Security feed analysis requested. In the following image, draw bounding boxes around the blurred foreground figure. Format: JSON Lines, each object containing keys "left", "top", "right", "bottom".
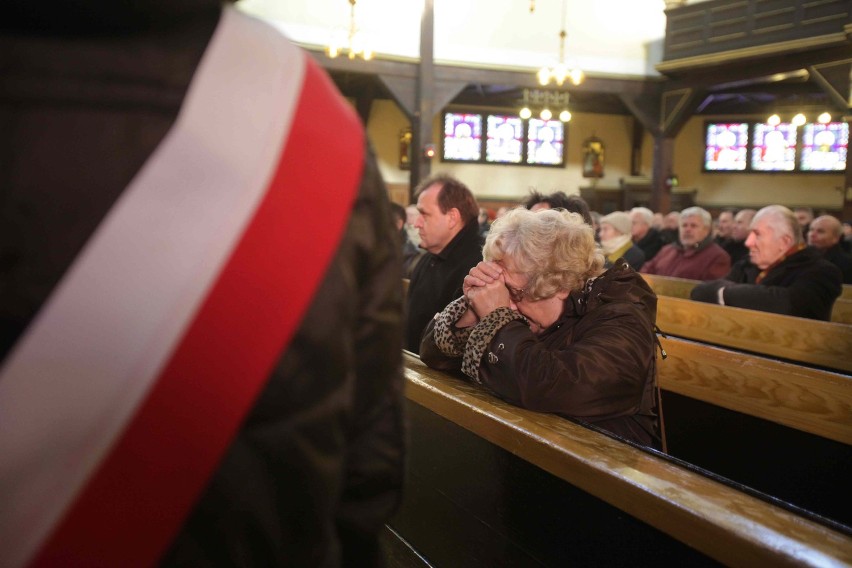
{"left": 0, "top": 2, "right": 404, "bottom": 566}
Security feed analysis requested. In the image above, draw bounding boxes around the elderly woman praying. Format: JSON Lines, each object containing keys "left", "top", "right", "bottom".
{"left": 420, "top": 208, "right": 662, "bottom": 448}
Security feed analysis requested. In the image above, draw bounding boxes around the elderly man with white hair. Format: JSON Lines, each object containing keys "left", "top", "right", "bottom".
{"left": 691, "top": 205, "right": 842, "bottom": 320}
{"left": 640, "top": 206, "right": 730, "bottom": 280}
{"left": 629, "top": 207, "right": 668, "bottom": 261}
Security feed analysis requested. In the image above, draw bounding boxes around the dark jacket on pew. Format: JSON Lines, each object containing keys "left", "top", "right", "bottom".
{"left": 821, "top": 243, "right": 852, "bottom": 284}
{"left": 635, "top": 227, "right": 668, "bottom": 262}
{"left": 689, "top": 247, "right": 842, "bottom": 321}
{"left": 420, "top": 262, "right": 662, "bottom": 449}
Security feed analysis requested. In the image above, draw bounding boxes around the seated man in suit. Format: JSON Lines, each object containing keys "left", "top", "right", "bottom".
{"left": 691, "top": 205, "right": 842, "bottom": 321}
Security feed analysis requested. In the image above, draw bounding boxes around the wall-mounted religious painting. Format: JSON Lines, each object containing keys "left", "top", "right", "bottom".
{"left": 582, "top": 136, "right": 605, "bottom": 178}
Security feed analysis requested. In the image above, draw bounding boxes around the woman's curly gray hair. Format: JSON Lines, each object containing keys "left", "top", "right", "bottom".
{"left": 483, "top": 208, "right": 604, "bottom": 300}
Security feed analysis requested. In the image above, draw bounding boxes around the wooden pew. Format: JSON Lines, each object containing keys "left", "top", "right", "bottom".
{"left": 394, "top": 353, "right": 852, "bottom": 566}
{"left": 658, "top": 336, "right": 851, "bottom": 445}
{"left": 642, "top": 273, "right": 852, "bottom": 325}
{"left": 657, "top": 336, "right": 851, "bottom": 526}
{"left": 640, "top": 273, "right": 697, "bottom": 299}
{"left": 843, "top": 284, "right": 852, "bottom": 301}
{"left": 655, "top": 295, "right": 852, "bottom": 373}
{"left": 832, "top": 298, "right": 852, "bottom": 324}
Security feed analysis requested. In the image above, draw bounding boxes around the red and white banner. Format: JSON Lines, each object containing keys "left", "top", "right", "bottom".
{"left": 0, "top": 7, "right": 363, "bottom": 567}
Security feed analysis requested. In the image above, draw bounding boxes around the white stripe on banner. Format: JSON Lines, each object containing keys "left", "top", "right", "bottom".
{"left": 0, "top": 8, "right": 305, "bottom": 567}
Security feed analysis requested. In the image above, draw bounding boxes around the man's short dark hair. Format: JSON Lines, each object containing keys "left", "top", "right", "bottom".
{"left": 413, "top": 174, "right": 479, "bottom": 225}
{"left": 524, "top": 190, "right": 593, "bottom": 226}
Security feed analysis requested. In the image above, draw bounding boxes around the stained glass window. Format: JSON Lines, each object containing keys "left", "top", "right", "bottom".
{"left": 800, "top": 122, "right": 848, "bottom": 171}
{"left": 485, "top": 114, "right": 523, "bottom": 163}
{"left": 442, "top": 112, "right": 482, "bottom": 162}
{"left": 704, "top": 122, "right": 748, "bottom": 171}
{"left": 751, "top": 123, "right": 797, "bottom": 171}
{"left": 526, "top": 118, "right": 564, "bottom": 166}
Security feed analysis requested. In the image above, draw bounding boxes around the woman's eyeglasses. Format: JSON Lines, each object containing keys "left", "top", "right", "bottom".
{"left": 505, "top": 284, "right": 527, "bottom": 303}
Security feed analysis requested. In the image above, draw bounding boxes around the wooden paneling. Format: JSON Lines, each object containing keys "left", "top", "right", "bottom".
{"left": 663, "top": 0, "right": 851, "bottom": 62}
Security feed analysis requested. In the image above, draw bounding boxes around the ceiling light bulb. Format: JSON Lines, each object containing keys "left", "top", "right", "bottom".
{"left": 540, "top": 108, "right": 552, "bottom": 120}
{"left": 559, "top": 109, "right": 572, "bottom": 122}
{"left": 817, "top": 112, "right": 831, "bottom": 124}
{"left": 569, "top": 69, "right": 584, "bottom": 85}
{"left": 767, "top": 114, "right": 781, "bottom": 126}
{"left": 520, "top": 107, "right": 532, "bottom": 120}
{"left": 791, "top": 113, "right": 806, "bottom": 127}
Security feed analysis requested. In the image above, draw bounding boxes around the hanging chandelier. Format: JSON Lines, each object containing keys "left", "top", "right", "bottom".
{"left": 537, "top": 0, "right": 584, "bottom": 86}
{"left": 767, "top": 111, "right": 832, "bottom": 126}
{"left": 326, "top": 0, "right": 373, "bottom": 61}
{"left": 519, "top": 89, "right": 573, "bottom": 123}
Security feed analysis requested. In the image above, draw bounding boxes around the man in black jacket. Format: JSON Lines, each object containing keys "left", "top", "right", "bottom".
{"left": 691, "top": 205, "right": 841, "bottom": 321}
{"left": 808, "top": 215, "right": 852, "bottom": 284}
{"left": 630, "top": 206, "right": 668, "bottom": 261}
{"left": 406, "top": 175, "right": 483, "bottom": 353}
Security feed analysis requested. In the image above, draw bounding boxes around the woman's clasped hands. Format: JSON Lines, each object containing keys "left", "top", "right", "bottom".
{"left": 456, "top": 261, "right": 514, "bottom": 327}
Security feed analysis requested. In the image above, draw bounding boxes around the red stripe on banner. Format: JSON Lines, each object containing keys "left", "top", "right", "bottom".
{"left": 31, "top": 57, "right": 363, "bottom": 567}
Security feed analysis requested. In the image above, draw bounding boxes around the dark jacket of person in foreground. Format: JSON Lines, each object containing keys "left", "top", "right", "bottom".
{"left": 1, "top": 3, "right": 404, "bottom": 566}
{"left": 690, "top": 247, "right": 842, "bottom": 321}
{"left": 420, "top": 261, "right": 661, "bottom": 449}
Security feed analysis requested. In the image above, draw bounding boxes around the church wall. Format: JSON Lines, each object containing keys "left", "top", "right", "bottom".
{"left": 365, "top": 100, "right": 846, "bottom": 213}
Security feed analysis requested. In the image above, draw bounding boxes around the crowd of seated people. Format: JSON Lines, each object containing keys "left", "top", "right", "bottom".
{"left": 691, "top": 205, "right": 842, "bottom": 320}
{"left": 402, "top": 189, "right": 850, "bottom": 351}
{"left": 399, "top": 182, "right": 847, "bottom": 458}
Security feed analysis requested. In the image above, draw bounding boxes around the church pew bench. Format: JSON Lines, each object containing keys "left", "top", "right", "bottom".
{"left": 832, "top": 298, "right": 852, "bottom": 324}
{"left": 641, "top": 273, "right": 697, "bottom": 299}
{"left": 642, "top": 273, "right": 852, "bottom": 325}
{"left": 658, "top": 335, "right": 851, "bottom": 445}
{"left": 656, "top": 337, "right": 851, "bottom": 524}
{"left": 392, "top": 353, "right": 852, "bottom": 566}
{"left": 643, "top": 277, "right": 852, "bottom": 301}
{"left": 655, "top": 295, "right": 852, "bottom": 373}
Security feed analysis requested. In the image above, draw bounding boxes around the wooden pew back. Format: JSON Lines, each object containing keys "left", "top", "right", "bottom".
{"left": 640, "top": 273, "right": 697, "bottom": 299}
{"left": 658, "top": 336, "right": 852, "bottom": 445}
{"left": 642, "top": 273, "right": 852, "bottom": 324}
{"left": 655, "top": 295, "right": 852, "bottom": 373}
{"left": 832, "top": 298, "right": 852, "bottom": 324}
{"left": 401, "top": 353, "right": 852, "bottom": 566}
